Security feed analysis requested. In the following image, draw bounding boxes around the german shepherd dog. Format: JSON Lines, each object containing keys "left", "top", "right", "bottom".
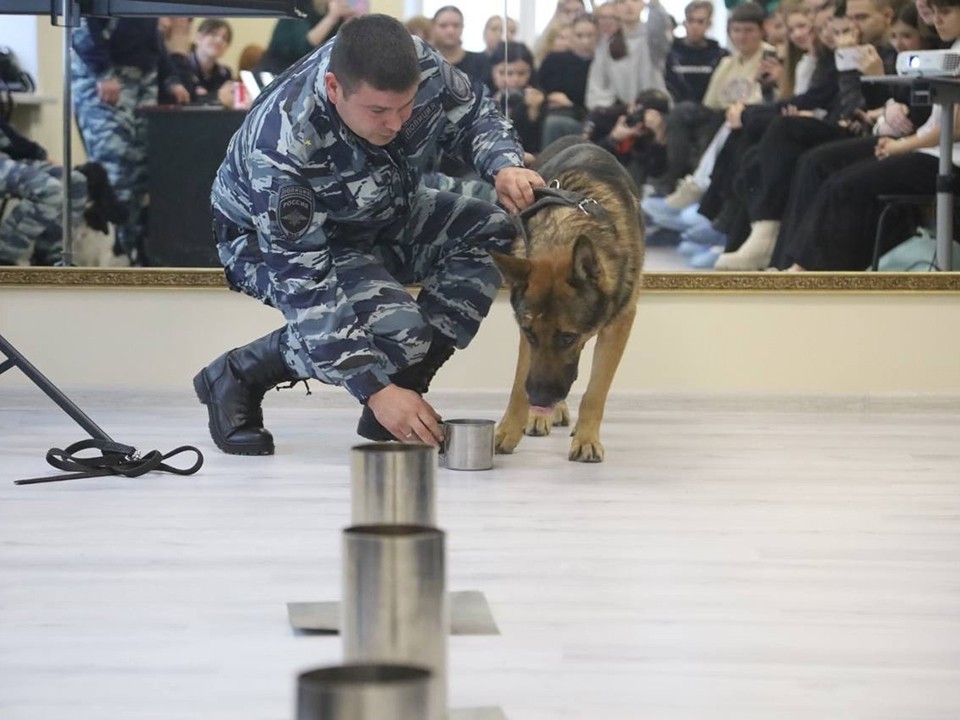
{"left": 492, "top": 140, "right": 644, "bottom": 462}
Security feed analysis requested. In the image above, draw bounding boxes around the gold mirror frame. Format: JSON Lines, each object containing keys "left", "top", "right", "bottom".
{"left": 1, "top": 267, "right": 958, "bottom": 291}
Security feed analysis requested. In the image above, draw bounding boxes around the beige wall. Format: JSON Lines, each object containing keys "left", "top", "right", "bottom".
{"left": 2, "top": 287, "right": 959, "bottom": 395}
{"left": 18, "top": 0, "right": 405, "bottom": 158}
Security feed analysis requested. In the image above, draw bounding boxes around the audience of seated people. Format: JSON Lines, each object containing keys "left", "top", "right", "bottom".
{"left": 7, "top": 0, "right": 950, "bottom": 270}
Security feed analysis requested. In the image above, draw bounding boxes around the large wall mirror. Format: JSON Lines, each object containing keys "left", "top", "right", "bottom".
{"left": 1, "top": 0, "right": 958, "bottom": 292}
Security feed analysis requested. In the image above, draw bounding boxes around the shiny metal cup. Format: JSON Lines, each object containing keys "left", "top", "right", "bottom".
{"left": 342, "top": 525, "right": 447, "bottom": 720}
{"left": 296, "top": 663, "right": 432, "bottom": 720}
{"left": 442, "top": 419, "right": 495, "bottom": 471}
{"left": 351, "top": 443, "right": 437, "bottom": 526}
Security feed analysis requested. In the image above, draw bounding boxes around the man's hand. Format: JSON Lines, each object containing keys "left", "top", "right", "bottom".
{"left": 96, "top": 77, "right": 121, "bottom": 105}
{"left": 495, "top": 166, "right": 546, "bottom": 214}
{"left": 547, "top": 91, "right": 573, "bottom": 108}
{"left": 367, "top": 384, "right": 444, "bottom": 446}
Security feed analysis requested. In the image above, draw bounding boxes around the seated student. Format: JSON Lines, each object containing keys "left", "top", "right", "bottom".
{"left": 490, "top": 41, "right": 545, "bottom": 154}
{"left": 584, "top": 88, "right": 672, "bottom": 186}
{"left": 665, "top": 0, "right": 729, "bottom": 105}
{"left": 539, "top": 13, "right": 599, "bottom": 146}
{"left": 482, "top": 14, "right": 519, "bottom": 57}
{"left": 657, "top": 2, "right": 772, "bottom": 195}
{"left": 0, "top": 119, "right": 124, "bottom": 266}
{"left": 431, "top": 6, "right": 491, "bottom": 87}
{"left": 779, "top": 0, "right": 960, "bottom": 271}
{"left": 535, "top": 0, "right": 586, "bottom": 65}
{"left": 169, "top": 19, "right": 234, "bottom": 105}
{"left": 585, "top": 0, "right": 672, "bottom": 112}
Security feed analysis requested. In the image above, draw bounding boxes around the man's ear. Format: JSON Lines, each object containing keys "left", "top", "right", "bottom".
{"left": 324, "top": 72, "right": 340, "bottom": 105}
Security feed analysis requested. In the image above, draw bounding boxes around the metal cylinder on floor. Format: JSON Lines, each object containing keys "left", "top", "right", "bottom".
{"left": 342, "top": 525, "right": 447, "bottom": 720}
{"left": 442, "top": 419, "right": 495, "bottom": 471}
{"left": 351, "top": 443, "right": 437, "bottom": 526}
{"left": 296, "top": 663, "right": 432, "bottom": 720}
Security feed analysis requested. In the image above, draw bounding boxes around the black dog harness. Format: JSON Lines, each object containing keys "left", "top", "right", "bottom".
{"left": 513, "top": 180, "right": 609, "bottom": 256}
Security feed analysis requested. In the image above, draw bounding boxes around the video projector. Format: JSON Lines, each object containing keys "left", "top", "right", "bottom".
{"left": 896, "top": 49, "right": 960, "bottom": 77}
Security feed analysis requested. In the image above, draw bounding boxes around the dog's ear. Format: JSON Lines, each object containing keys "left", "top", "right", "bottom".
{"left": 490, "top": 251, "right": 531, "bottom": 286}
{"left": 570, "top": 235, "right": 602, "bottom": 286}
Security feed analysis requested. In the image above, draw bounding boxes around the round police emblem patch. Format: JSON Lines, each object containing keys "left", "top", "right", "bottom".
{"left": 277, "top": 185, "right": 314, "bottom": 240}
{"left": 440, "top": 63, "right": 472, "bottom": 104}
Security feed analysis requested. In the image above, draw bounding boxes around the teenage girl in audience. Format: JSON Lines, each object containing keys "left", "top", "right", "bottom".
{"left": 539, "top": 13, "right": 599, "bottom": 146}
{"left": 490, "top": 42, "right": 544, "bottom": 154}
{"left": 534, "top": 0, "right": 587, "bottom": 63}
{"left": 169, "top": 19, "right": 234, "bottom": 105}
{"left": 482, "top": 15, "right": 519, "bottom": 58}
{"left": 585, "top": 0, "right": 672, "bottom": 111}
{"left": 431, "top": 6, "right": 491, "bottom": 86}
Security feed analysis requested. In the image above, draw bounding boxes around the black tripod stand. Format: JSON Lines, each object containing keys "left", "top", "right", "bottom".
{"left": 0, "top": 0, "right": 302, "bottom": 483}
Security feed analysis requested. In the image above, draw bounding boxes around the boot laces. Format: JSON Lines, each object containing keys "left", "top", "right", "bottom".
{"left": 275, "top": 379, "right": 312, "bottom": 396}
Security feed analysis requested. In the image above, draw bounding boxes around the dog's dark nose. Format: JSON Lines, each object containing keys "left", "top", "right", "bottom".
{"left": 526, "top": 380, "right": 570, "bottom": 409}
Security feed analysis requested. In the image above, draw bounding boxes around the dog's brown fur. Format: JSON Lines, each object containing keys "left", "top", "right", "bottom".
{"left": 492, "top": 140, "right": 644, "bottom": 462}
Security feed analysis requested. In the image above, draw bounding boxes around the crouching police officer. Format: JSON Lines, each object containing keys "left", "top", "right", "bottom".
{"left": 195, "top": 14, "right": 544, "bottom": 455}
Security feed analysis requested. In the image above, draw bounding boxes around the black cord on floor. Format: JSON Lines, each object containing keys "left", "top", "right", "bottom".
{"left": 14, "top": 438, "right": 203, "bottom": 485}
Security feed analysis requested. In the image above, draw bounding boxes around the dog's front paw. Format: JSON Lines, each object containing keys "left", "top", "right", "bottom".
{"left": 553, "top": 401, "right": 571, "bottom": 427}
{"left": 525, "top": 410, "right": 553, "bottom": 437}
{"left": 495, "top": 423, "right": 524, "bottom": 454}
{"left": 569, "top": 433, "right": 605, "bottom": 463}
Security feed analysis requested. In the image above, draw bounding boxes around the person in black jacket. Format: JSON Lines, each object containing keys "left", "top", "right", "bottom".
{"left": 539, "top": 13, "right": 600, "bottom": 146}
{"left": 490, "top": 41, "right": 544, "bottom": 154}
{"left": 665, "top": 0, "right": 729, "bottom": 104}
{"left": 168, "top": 19, "right": 235, "bottom": 105}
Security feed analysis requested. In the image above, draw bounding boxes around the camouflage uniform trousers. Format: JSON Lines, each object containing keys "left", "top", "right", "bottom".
{"left": 0, "top": 157, "right": 87, "bottom": 265}
{"left": 220, "top": 188, "right": 515, "bottom": 389}
{"left": 71, "top": 62, "right": 157, "bottom": 263}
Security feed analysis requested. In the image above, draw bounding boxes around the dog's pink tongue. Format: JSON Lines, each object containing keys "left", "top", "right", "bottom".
{"left": 530, "top": 405, "right": 554, "bottom": 415}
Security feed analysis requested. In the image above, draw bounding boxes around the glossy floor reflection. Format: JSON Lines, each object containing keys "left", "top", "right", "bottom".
{"left": 2, "top": 388, "right": 960, "bottom": 719}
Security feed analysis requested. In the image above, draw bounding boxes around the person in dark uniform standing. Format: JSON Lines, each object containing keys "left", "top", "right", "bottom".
{"left": 195, "top": 14, "right": 544, "bottom": 456}
{"left": 71, "top": 18, "right": 189, "bottom": 264}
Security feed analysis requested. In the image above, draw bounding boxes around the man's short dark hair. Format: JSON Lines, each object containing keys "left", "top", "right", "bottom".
{"left": 729, "top": 2, "right": 766, "bottom": 26}
{"left": 329, "top": 14, "right": 421, "bottom": 97}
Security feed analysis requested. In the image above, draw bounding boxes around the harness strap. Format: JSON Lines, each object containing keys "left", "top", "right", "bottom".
{"left": 513, "top": 183, "right": 609, "bottom": 256}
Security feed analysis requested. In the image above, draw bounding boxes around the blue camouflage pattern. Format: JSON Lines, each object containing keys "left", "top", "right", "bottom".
{"left": 0, "top": 158, "right": 87, "bottom": 265}
{"left": 212, "top": 35, "right": 523, "bottom": 401}
{"left": 71, "top": 20, "right": 157, "bottom": 263}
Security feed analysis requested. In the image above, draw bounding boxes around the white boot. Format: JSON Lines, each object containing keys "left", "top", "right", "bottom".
{"left": 714, "top": 220, "right": 780, "bottom": 271}
{"left": 665, "top": 175, "right": 705, "bottom": 209}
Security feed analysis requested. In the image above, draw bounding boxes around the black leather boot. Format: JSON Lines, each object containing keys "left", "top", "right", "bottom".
{"left": 356, "top": 339, "right": 456, "bottom": 441}
{"left": 193, "top": 328, "right": 299, "bottom": 455}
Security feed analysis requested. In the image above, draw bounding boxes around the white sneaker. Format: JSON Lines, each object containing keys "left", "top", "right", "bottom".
{"left": 665, "top": 175, "right": 705, "bottom": 210}
{"left": 714, "top": 220, "right": 780, "bottom": 271}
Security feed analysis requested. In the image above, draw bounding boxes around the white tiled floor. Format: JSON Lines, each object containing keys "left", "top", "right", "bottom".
{"left": 2, "top": 388, "right": 960, "bottom": 719}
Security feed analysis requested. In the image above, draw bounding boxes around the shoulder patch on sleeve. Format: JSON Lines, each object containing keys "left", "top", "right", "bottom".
{"left": 440, "top": 62, "right": 473, "bottom": 104}
{"left": 277, "top": 185, "right": 314, "bottom": 240}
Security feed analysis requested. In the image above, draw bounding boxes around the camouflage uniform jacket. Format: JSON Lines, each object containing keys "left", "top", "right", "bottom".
{"left": 211, "top": 36, "right": 523, "bottom": 400}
